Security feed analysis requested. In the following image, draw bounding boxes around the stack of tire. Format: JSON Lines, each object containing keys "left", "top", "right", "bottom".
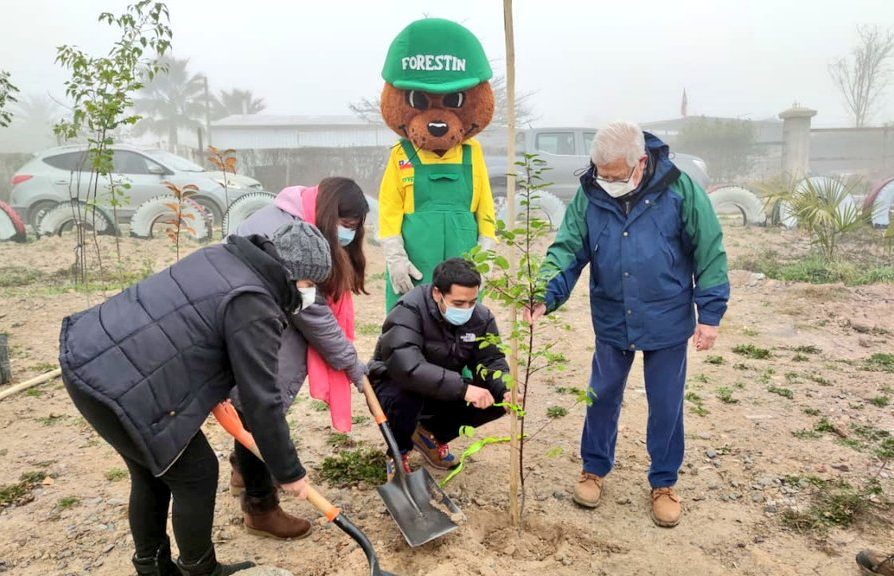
{"left": 129, "top": 196, "right": 213, "bottom": 242}
{"left": 706, "top": 185, "right": 766, "bottom": 226}
{"left": 0, "top": 201, "right": 27, "bottom": 243}
{"left": 864, "top": 178, "right": 894, "bottom": 229}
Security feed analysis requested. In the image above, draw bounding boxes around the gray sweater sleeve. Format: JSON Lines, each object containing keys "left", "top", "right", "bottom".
{"left": 289, "top": 298, "right": 358, "bottom": 371}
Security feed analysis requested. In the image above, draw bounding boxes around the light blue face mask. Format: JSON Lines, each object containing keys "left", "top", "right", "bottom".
{"left": 337, "top": 225, "right": 356, "bottom": 246}
{"left": 440, "top": 298, "right": 475, "bottom": 326}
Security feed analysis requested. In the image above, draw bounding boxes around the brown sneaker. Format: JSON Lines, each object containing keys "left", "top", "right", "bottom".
{"left": 228, "top": 452, "right": 245, "bottom": 498}
{"left": 572, "top": 471, "right": 604, "bottom": 508}
{"left": 651, "top": 487, "right": 682, "bottom": 527}
{"left": 411, "top": 425, "right": 458, "bottom": 470}
{"left": 857, "top": 550, "right": 894, "bottom": 576}
{"left": 241, "top": 494, "right": 312, "bottom": 540}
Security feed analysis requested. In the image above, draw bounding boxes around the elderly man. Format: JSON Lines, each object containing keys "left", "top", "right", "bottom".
{"left": 526, "top": 121, "right": 729, "bottom": 527}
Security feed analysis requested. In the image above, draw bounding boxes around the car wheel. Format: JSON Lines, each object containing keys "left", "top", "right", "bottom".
{"left": 0, "top": 201, "right": 27, "bottom": 243}
{"left": 221, "top": 191, "right": 275, "bottom": 237}
{"left": 36, "top": 202, "right": 117, "bottom": 237}
{"left": 496, "top": 190, "right": 567, "bottom": 230}
{"left": 129, "top": 195, "right": 212, "bottom": 243}
{"left": 707, "top": 186, "right": 766, "bottom": 226}
{"left": 27, "top": 200, "right": 59, "bottom": 233}
{"left": 192, "top": 196, "right": 223, "bottom": 234}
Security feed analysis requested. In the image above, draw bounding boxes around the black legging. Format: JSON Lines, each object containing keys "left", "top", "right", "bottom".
{"left": 64, "top": 378, "right": 218, "bottom": 562}
{"left": 233, "top": 408, "right": 277, "bottom": 499}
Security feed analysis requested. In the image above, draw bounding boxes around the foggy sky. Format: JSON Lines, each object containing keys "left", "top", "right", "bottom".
{"left": 1, "top": 0, "right": 893, "bottom": 130}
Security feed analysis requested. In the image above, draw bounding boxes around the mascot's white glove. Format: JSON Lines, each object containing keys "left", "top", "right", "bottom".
{"left": 477, "top": 235, "right": 495, "bottom": 252}
{"left": 382, "top": 235, "right": 423, "bottom": 295}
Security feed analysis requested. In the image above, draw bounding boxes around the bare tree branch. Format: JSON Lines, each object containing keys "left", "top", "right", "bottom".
{"left": 829, "top": 25, "right": 894, "bottom": 127}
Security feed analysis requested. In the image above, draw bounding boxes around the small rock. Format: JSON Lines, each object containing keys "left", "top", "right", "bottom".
{"left": 706, "top": 449, "right": 718, "bottom": 459}
{"left": 751, "top": 493, "right": 764, "bottom": 503}
{"left": 831, "top": 463, "right": 849, "bottom": 472}
{"left": 697, "top": 432, "right": 712, "bottom": 440}
{"left": 615, "top": 497, "right": 631, "bottom": 505}
{"left": 763, "top": 504, "right": 778, "bottom": 514}
{"left": 561, "top": 556, "right": 573, "bottom": 566}
{"left": 474, "top": 497, "right": 487, "bottom": 507}
{"left": 730, "top": 480, "right": 740, "bottom": 488}
{"left": 552, "top": 491, "right": 565, "bottom": 501}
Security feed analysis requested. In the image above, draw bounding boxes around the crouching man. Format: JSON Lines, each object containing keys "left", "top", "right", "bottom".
{"left": 368, "top": 258, "right": 513, "bottom": 478}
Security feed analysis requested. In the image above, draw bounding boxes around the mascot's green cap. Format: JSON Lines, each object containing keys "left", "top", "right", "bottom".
{"left": 382, "top": 18, "right": 492, "bottom": 93}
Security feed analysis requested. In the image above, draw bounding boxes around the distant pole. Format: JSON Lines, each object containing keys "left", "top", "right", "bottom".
{"left": 0, "top": 334, "right": 11, "bottom": 385}
{"left": 204, "top": 76, "right": 212, "bottom": 147}
{"left": 503, "top": 0, "right": 520, "bottom": 530}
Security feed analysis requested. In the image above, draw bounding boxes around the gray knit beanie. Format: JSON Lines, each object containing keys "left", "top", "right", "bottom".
{"left": 271, "top": 221, "right": 332, "bottom": 283}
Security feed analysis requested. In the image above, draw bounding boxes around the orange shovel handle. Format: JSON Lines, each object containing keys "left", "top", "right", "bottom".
{"left": 210, "top": 401, "right": 340, "bottom": 522}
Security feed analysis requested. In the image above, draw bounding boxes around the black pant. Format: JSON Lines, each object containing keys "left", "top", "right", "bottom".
{"left": 64, "top": 378, "right": 218, "bottom": 563}
{"left": 233, "top": 409, "right": 277, "bottom": 499}
{"left": 374, "top": 378, "right": 506, "bottom": 453}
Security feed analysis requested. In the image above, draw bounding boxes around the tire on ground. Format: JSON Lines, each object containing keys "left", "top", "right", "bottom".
{"left": 221, "top": 191, "right": 275, "bottom": 236}
{"left": 866, "top": 179, "right": 894, "bottom": 228}
{"left": 0, "top": 201, "right": 27, "bottom": 243}
{"left": 707, "top": 186, "right": 766, "bottom": 226}
{"left": 779, "top": 176, "right": 856, "bottom": 229}
{"left": 129, "top": 195, "right": 212, "bottom": 242}
{"left": 496, "top": 190, "right": 567, "bottom": 230}
{"left": 36, "top": 202, "right": 117, "bottom": 237}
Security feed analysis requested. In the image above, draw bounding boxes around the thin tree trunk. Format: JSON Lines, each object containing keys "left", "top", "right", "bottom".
{"left": 503, "top": 0, "right": 521, "bottom": 530}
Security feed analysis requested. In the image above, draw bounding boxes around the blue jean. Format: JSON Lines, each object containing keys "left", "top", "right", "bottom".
{"left": 580, "top": 340, "right": 687, "bottom": 488}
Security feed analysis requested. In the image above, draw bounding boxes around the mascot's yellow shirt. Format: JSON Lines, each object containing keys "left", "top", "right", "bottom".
{"left": 378, "top": 138, "right": 496, "bottom": 240}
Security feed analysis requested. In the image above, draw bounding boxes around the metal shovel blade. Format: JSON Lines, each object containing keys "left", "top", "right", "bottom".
{"left": 376, "top": 466, "right": 462, "bottom": 547}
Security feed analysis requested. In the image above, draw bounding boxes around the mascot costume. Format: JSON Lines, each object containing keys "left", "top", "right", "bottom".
{"left": 378, "top": 18, "right": 497, "bottom": 310}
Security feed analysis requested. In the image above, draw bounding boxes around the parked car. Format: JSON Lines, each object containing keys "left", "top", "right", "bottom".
{"left": 8, "top": 144, "right": 262, "bottom": 229}
{"left": 480, "top": 127, "right": 710, "bottom": 202}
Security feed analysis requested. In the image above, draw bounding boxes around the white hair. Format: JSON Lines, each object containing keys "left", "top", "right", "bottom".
{"left": 591, "top": 121, "right": 646, "bottom": 167}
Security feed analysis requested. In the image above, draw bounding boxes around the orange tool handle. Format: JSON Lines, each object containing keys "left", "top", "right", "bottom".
{"left": 210, "top": 401, "right": 340, "bottom": 522}
{"left": 361, "top": 377, "right": 388, "bottom": 425}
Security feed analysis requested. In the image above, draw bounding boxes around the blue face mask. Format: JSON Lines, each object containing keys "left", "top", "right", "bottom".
{"left": 440, "top": 297, "right": 475, "bottom": 326}
{"left": 337, "top": 225, "right": 356, "bottom": 246}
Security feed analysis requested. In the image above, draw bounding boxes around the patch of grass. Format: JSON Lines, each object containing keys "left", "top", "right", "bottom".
{"left": 352, "top": 415, "right": 370, "bottom": 426}
{"left": 784, "top": 372, "right": 800, "bottom": 383}
{"left": 0, "top": 471, "right": 47, "bottom": 509}
{"left": 802, "top": 407, "right": 821, "bottom": 416}
{"left": 318, "top": 448, "right": 386, "bottom": 487}
{"left": 705, "top": 355, "right": 725, "bottom": 365}
{"left": 780, "top": 478, "right": 880, "bottom": 533}
{"left": 814, "top": 418, "right": 835, "bottom": 434}
{"left": 369, "top": 271, "right": 386, "bottom": 281}
{"left": 869, "top": 395, "right": 891, "bottom": 408}
{"left": 851, "top": 423, "right": 891, "bottom": 443}
{"left": 57, "top": 496, "right": 79, "bottom": 509}
{"left": 310, "top": 400, "right": 329, "bottom": 412}
{"left": 556, "top": 386, "right": 584, "bottom": 396}
{"left": 104, "top": 468, "right": 128, "bottom": 482}
{"left": 30, "top": 362, "right": 58, "bottom": 373}
{"left": 792, "top": 353, "right": 809, "bottom": 362}
{"left": 863, "top": 353, "right": 894, "bottom": 373}
{"left": 875, "top": 437, "right": 894, "bottom": 460}
{"left": 735, "top": 250, "right": 894, "bottom": 286}
{"left": 742, "top": 327, "right": 760, "bottom": 337}
{"left": 733, "top": 362, "right": 751, "bottom": 371}
{"left": 794, "top": 345, "right": 822, "bottom": 354}
{"left": 327, "top": 433, "right": 357, "bottom": 449}
{"left": 716, "top": 387, "right": 738, "bottom": 404}
{"left": 0, "top": 266, "right": 47, "bottom": 287}
{"left": 690, "top": 373, "right": 709, "bottom": 384}
{"left": 807, "top": 374, "right": 832, "bottom": 386}
{"left": 792, "top": 429, "right": 822, "bottom": 439}
{"left": 837, "top": 437, "right": 865, "bottom": 451}
{"left": 684, "top": 391, "right": 709, "bottom": 416}
{"left": 356, "top": 322, "right": 381, "bottom": 337}
{"left": 882, "top": 384, "right": 894, "bottom": 395}
{"left": 546, "top": 406, "right": 568, "bottom": 419}
{"left": 758, "top": 368, "right": 776, "bottom": 385}
{"left": 36, "top": 413, "right": 67, "bottom": 426}
{"left": 733, "top": 344, "right": 772, "bottom": 360}
{"left": 24, "top": 388, "right": 44, "bottom": 398}
{"left": 767, "top": 385, "right": 794, "bottom": 399}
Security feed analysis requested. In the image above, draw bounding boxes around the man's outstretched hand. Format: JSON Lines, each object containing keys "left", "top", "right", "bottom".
{"left": 692, "top": 324, "right": 719, "bottom": 351}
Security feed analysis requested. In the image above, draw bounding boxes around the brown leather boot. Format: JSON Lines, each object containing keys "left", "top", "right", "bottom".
{"left": 241, "top": 493, "right": 312, "bottom": 540}
{"left": 651, "top": 486, "right": 682, "bottom": 527}
{"left": 228, "top": 452, "right": 245, "bottom": 498}
{"left": 572, "top": 471, "right": 604, "bottom": 508}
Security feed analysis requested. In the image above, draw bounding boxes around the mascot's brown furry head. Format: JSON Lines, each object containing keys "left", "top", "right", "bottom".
{"left": 380, "top": 18, "right": 494, "bottom": 155}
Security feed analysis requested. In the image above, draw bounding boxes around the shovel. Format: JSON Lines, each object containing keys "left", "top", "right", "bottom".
{"left": 212, "top": 401, "right": 399, "bottom": 576}
{"left": 360, "top": 378, "right": 462, "bottom": 547}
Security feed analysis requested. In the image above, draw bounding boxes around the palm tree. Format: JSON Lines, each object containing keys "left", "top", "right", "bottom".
{"left": 211, "top": 88, "right": 266, "bottom": 120}
{"left": 133, "top": 57, "right": 206, "bottom": 146}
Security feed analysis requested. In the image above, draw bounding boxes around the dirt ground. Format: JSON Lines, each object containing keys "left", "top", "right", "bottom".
{"left": 0, "top": 223, "right": 892, "bottom": 576}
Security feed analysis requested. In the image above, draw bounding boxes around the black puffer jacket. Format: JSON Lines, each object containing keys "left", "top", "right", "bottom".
{"left": 369, "top": 285, "right": 509, "bottom": 400}
{"left": 59, "top": 235, "right": 305, "bottom": 482}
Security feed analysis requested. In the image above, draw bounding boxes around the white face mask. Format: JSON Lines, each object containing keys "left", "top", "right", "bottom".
{"left": 598, "top": 179, "right": 637, "bottom": 198}
{"left": 298, "top": 286, "right": 317, "bottom": 309}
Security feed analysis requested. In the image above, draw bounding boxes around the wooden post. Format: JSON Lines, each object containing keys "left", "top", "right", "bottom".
{"left": 0, "top": 334, "right": 11, "bottom": 385}
{"left": 503, "top": 0, "right": 521, "bottom": 529}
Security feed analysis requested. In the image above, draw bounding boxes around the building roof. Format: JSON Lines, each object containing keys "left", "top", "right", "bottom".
{"left": 212, "top": 114, "right": 382, "bottom": 128}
